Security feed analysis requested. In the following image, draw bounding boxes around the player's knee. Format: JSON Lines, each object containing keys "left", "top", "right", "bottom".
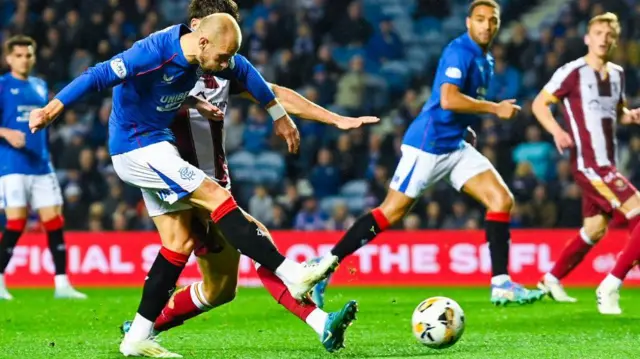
{"left": 200, "top": 179, "right": 232, "bottom": 201}
{"left": 582, "top": 224, "right": 607, "bottom": 243}
{"left": 486, "top": 190, "right": 514, "bottom": 213}
{"left": 202, "top": 279, "right": 238, "bottom": 307}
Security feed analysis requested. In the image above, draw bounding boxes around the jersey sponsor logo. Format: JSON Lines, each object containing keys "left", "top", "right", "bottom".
{"left": 178, "top": 166, "right": 196, "bottom": 181}
{"left": 16, "top": 105, "right": 38, "bottom": 122}
{"left": 445, "top": 67, "right": 462, "bottom": 79}
{"left": 157, "top": 90, "right": 190, "bottom": 112}
{"left": 110, "top": 58, "right": 127, "bottom": 79}
{"left": 587, "top": 99, "right": 616, "bottom": 113}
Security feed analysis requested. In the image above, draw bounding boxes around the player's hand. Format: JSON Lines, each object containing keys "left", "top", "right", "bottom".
{"left": 29, "top": 108, "right": 50, "bottom": 133}
{"left": 621, "top": 108, "right": 640, "bottom": 125}
{"left": 195, "top": 101, "right": 224, "bottom": 121}
{"left": 335, "top": 116, "right": 380, "bottom": 130}
{"left": 1, "top": 128, "right": 26, "bottom": 149}
{"left": 495, "top": 99, "right": 521, "bottom": 120}
{"left": 552, "top": 129, "right": 574, "bottom": 154}
{"left": 274, "top": 115, "right": 300, "bottom": 154}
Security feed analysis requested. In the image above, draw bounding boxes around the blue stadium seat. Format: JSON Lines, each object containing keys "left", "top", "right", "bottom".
{"left": 320, "top": 196, "right": 345, "bottom": 214}
{"left": 228, "top": 151, "right": 256, "bottom": 183}
{"left": 254, "top": 151, "right": 285, "bottom": 185}
{"left": 340, "top": 180, "right": 369, "bottom": 198}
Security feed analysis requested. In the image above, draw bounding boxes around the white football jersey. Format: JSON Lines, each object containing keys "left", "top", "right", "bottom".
{"left": 172, "top": 75, "right": 231, "bottom": 188}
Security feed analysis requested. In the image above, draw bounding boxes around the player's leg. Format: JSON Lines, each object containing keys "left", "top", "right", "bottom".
{"left": 538, "top": 212, "right": 608, "bottom": 303}
{"left": 313, "top": 145, "right": 442, "bottom": 296}
{"left": 32, "top": 173, "right": 86, "bottom": 299}
{"left": 0, "top": 174, "right": 29, "bottom": 300}
{"left": 450, "top": 144, "right": 543, "bottom": 305}
{"left": 597, "top": 180, "right": 640, "bottom": 315}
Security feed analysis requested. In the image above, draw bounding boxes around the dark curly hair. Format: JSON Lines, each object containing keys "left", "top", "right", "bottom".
{"left": 188, "top": 0, "right": 240, "bottom": 22}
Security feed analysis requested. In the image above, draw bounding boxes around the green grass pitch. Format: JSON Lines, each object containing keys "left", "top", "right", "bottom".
{"left": 1, "top": 287, "right": 639, "bottom": 358}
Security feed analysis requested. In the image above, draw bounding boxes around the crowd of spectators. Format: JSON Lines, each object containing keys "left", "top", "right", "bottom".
{"left": 1, "top": 0, "right": 640, "bottom": 231}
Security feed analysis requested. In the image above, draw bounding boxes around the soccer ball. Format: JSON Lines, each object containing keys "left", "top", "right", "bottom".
{"left": 411, "top": 296, "right": 465, "bottom": 349}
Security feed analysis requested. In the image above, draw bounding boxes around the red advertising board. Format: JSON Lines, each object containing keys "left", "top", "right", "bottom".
{"left": 4, "top": 230, "right": 640, "bottom": 287}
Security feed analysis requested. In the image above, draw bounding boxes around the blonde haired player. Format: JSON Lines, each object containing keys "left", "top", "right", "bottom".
{"left": 533, "top": 12, "right": 640, "bottom": 314}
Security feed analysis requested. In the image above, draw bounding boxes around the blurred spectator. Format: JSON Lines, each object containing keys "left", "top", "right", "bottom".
{"left": 513, "top": 125, "right": 556, "bottom": 181}
{"left": 267, "top": 204, "right": 289, "bottom": 230}
{"left": 310, "top": 65, "right": 336, "bottom": 106}
{"left": 62, "top": 184, "right": 88, "bottom": 230}
{"left": 423, "top": 202, "right": 443, "bottom": 229}
{"left": 487, "top": 57, "right": 521, "bottom": 101}
{"left": 442, "top": 200, "right": 475, "bottom": 230}
{"left": 293, "top": 22, "right": 315, "bottom": 58}
{"left": 331, "top": 1, "right": 372, "bottom": 46}
{"left": 249, "top": 185, "right": 274, "bottom": 225}
{"left": 242, "top": 105, "right": 272, "bottom": 153}
{"left": 511, "top": 162, "right": 540, "bottom": 203}
{"left": 557, "top": 184, "right": 583, "bottom": 228}
{"left": 414, "top": 0, "right": 450, "bottom": 19}
{"left": 366, "top": 17, "right": 404, "bottom": 64}
{"left": 335, "top": 56, "right": 368, "bottom": 116}
{"left": 326, "top": 202, "right": 355, "bottom": 230}
{"left": 314, "top": 44, "right": 343, "bottom": 81}
{"left": 310, "top": 148, "right": 341, "bottom": 198}
{"left": 523, "top": 185, "right": 557, "bottom": 228}
{"left": 294, "top": 198, "right": 326, "bottom": 230}
{"left": 334, "top": 134, "right": 357, "bottom": 182}
{"left": 403, "top": 213, "right": 421, "bottom": 231}
{"left": 277, "top": 182, "right": 302, "bottom": 222}
{"left": 225, "top": 107, "right": 245, "bottom": 154}
{"left": 505, "top": 24, "right": 534, "bottom": 71}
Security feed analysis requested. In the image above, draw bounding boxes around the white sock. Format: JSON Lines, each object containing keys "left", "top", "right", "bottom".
{"left": 600, "top": 274, "right": 623, "bottom": 290}
{"left": 544, "top": 272, "right": 559, "bottom": 283}
{"left": 275, "top": 258, "right": 301, "bottom": 284}
{"left": 54, "top": 274, "right": 70, "bottom": 289}
{"left": 305, "top": 308, "right": 328, "bottom": 336}
{"left": 491, "top": 274, "right": 511, "bottom": 286}
{"left": 579, "top": 228, "right": 595, "bottom": 245}
{"left": 126, "top": 313, "right": 154, "bottom": 341}
{"left": 190, "top": 282, "right": 212, "bottom": 311}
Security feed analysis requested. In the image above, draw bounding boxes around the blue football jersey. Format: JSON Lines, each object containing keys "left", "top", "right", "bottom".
{"left": 0, "top": 73, "right": 52, "bottom": 176}
{"left": 403, "top": 33, "right": 494, "bottom": 154}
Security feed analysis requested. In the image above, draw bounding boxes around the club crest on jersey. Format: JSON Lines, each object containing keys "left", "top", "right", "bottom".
{"left": 179, "top": 167, "right": 196, "bottom": 181}
{"left": 110, "top": 58, "right": 127, "bottom": 79}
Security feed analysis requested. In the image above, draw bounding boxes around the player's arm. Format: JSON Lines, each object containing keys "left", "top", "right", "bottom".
{"left": 236, "top": 83, "right": 379, "bottom": 129}
{"left": 29, "top": 39, "right": 163, "bottom": 132}
{"left": 217, "top": 54, "right": 300, "bottom": 153}
{"left": 617, "top": 71, "right": 640, "bottom": 125}
{"left": 438, "top": 48, "right": 519, "bottom": 119}
{"left": 532, "top": 67, "right": 574, "bottom": 153}
{"left": 0, "top": 83, "right": 26, "bottom": 148}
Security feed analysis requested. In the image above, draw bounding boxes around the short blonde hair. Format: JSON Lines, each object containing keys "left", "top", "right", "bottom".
{"left": 588, "top": 12, "right": 621, "bottom": 37}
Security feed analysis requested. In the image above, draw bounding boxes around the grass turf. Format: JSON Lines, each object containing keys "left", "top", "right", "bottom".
{"left": 1, "top": 287, "right": 639, "bottom": 358}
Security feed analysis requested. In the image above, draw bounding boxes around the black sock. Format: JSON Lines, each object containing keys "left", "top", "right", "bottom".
{"left": 47, "top": 229, "right": 67, "bottom": 275}
{"left": 215, "top": 208, "right": 285, "bottom": 272}
{"left": 137, "top": 251, "right": 186, "bottom": 321}
{"left": 486, "top": 220, "right": 510, "bottom": 277}
{"left": 0, "top": 230, "right": 23, "bottom": 274}
{"left": 331, "top": 211, "right": 386, "bottom": 261}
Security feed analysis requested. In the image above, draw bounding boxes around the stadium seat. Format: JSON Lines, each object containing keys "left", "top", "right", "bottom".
{"left": 340, "top": 180, "right": 369, "bottom": 198}
{"left": 320, "top": 196, "right": 346, "bottom": 214}
{"left": 254, "top": 151, "right": 285, "bottom": 185}
{"left": 228, "top": 151, "right": 256, "bottom": 183}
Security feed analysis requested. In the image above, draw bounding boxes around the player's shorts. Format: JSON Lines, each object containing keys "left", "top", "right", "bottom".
{"left": 0, "top": 172, "right": 63, "bottom": 210}
{"left": 112, "top": 141, "right": 206, "bottom": 217}
{"left": 573, "top": 166, "right": 638, "bottom": 218}
{"left": 390, "top": 143, "right": 495, "bottom": 198}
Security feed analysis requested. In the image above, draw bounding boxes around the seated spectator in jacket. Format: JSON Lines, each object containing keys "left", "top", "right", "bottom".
{"left": 366, "top": 17, "right": 404, "bottom": 64}
{"left": 310, "top": 148, "right": 341, "bottom": 198}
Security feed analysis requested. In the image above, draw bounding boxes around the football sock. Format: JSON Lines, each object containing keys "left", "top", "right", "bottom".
{"left": 211, "top": 197, "right": 286, "bottom": 272}
{"left": 256, "top": 264, "right": 324, "bottom": 335}
{"left": 331, "top": 208, "right": 390, "bottom": 261}
{"left": 0, "top": 219, "right": 26, "bottom": 274}
{"left": 610, "top": 214, "right": 640, "bottom": 281}
{"left": 549, "top": 228, "right": 594, "bottom": 280}
{"left": 44, "top": 216, "right": 67, "bottom": 275}
{"left": 129, "top": 247, "right": 188, "bottom": 341}
{"left": 485, "top": 212, "right": 510, "bottom": 277}
{"left": 628, "top": 214, "right": 640, "bottom": 233}
{"left": 155, "top": 281, "right": 212, "bottom": 332}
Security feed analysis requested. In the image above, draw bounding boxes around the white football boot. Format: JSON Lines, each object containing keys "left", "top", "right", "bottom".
{"left": 537, "top": 275, "right": 577, "bottom": 303}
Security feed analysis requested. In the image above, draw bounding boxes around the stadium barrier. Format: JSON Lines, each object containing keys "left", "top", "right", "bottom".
{"left": 5, "top": 230, "right": 640, "bottom": 287}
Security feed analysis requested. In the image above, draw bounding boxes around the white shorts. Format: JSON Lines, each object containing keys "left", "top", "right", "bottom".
{"left": 0, "top": 172, "right": 63, "bottom": 210}
{"left": 389, "top": 143, "right": 496, "bottom": 198}
{"left": 112, "top": 142, "right": 206, "bottom": 216}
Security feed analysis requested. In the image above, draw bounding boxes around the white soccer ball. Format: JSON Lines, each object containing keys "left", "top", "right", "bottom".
{"left": 411, "top": 296, "right": 465, "bottom": 349}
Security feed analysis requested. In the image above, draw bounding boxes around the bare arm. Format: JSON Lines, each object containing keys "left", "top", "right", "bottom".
{"left": 440, "top": 83, "right": 497, "bottom": 115}
{"left": 532, "top": 91, "right": 565, "bottom": 136}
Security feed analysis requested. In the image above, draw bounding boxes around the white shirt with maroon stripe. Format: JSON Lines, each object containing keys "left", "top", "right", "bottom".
{"left": 544, "top": 58, "right": 625, "bottom": 172}
{"left": 171, "top": 74, "right": 231, "bottom": 188}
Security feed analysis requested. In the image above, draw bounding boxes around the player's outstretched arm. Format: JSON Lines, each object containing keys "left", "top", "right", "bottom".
{"left": 29, "top": 38, "right": 164, "bottom": 132}
{"left": 218, "top": 54, "right": 300, "bottom": 153}
{"left": 441, "top": 84, "right": 520, "bottom": 120}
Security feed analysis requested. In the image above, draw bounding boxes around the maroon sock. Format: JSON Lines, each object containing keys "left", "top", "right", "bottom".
{"left": 549, "top": 229, "right": 593, "bottom": 280}
{"left": 611, "top": 215, "right": 640, "bottom": 280}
